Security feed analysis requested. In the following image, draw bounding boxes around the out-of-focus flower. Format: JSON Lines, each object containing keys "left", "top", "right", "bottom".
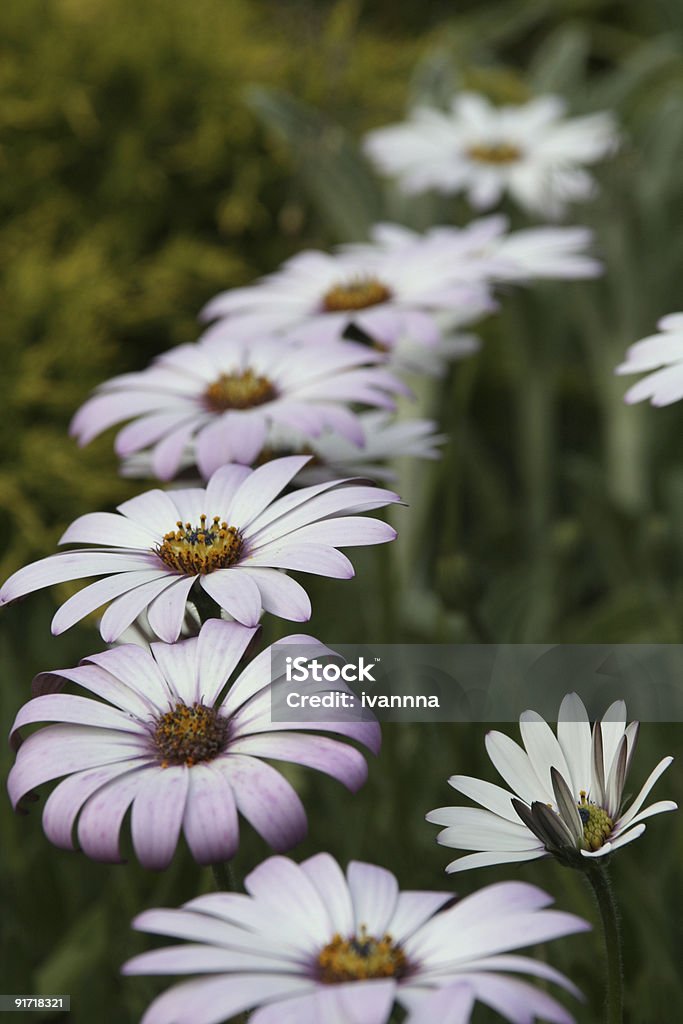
{"left": 347, "top": 217, "right": 602, "bottom": 284}
{"left": 123, "top": 852, "right": 588, "bottom": 1023}
{"left": 70, "top": 334, "right": 408, "bottom": 481}
{"left": 428, "top": 693, "right": 676, "bottom": 873}
{"left": 364, "top": 93, "right": 618, "bottom": 218}
{"left": 616, "top": 313, "right": 683, "bottom": 405}
{"left": 8, "top": 622, "right": 380, "bottom": 870}
{"left": 405, "top": 984, "right": 474, "bottom": 1024}
{"left": 121, "top": 412, "right": 446, "bottom": 486}
{"left": 200, "top": 223, "right": 497, "bottom": 352}
{"left": 0, "top": 457, "right": 400, "bottom": 642}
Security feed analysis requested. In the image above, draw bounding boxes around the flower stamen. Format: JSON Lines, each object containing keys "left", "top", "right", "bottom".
{"left": 322, "top": 277, "right": 392, "bottom": 313}
{"left": 467, "top": 141, "right": 522, "bottom": 165}
{"left": 156, "top": 515, "right": 242, "bottom": 575}
{"left": 578, "top": 790, "right": 614, "bottom": 851}
{"left": 205, "top": 370, "right": 277, "bottom": 412}
{"left": 154, "top": 702, "right": 229, "bottom": 768}
{"left": 317, "top": 926, "right": 407, "bottom": 983}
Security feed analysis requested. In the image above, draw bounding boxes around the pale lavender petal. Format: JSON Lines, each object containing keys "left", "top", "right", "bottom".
{"left": 99, "top": 575, "right": 182, "bottom": 643}
{"left": 216, "top": 754, "right": 307, "bottom": 851}
{"left": 201, "top": 464, "right": 254, "bottom": 515}
{"left": 146, "top": 576, "right": 197, "bottom": 643}
{"left": 59, "top": 512, "right": 155, "bottom": 548}
{"left": 464, "top": 974, "right": 574, "bottom": 1024}
{"left": 0, "top": 551, "right": 157, "bottom": 606}
{"left": 244, "top": 860, "right": 332, "bottom": 949}
{"left": 282, "top": 516, "right": 397, "bottom": 547}
{"left": 196, "top": 620, "right": 257, "bottom": 706}
{"left": 131, "top": 765, "right": 190, "bottom": 870}
{"left": 199, "top": 570, "right": 263, "bottom": 625}
{"left": 196, "top": 414, "right": 268, "bottom": 477}
{"left": 8, "top": 726, "right": 148, "bottom": 806}
{"left": 250, "top": 981, "right": 396, "bottom": 1024}
{"left": 347, "top": 861, "right": 399, "bottom": 936}
{"left": 51, "top": 569, "right": 172, "bottom": 635}
{"left": 243, "top": 542, "right": 354, "bottom": 578}
{"left": 78, "top": 765, "right": 157, "bottom": 862}
{"left": 136, "top": 976, "right": 309, "bottom": 1024}
{"left": 387, "top": 891, "right": 454, "bottom": 944}
{"left": 10, "top": 694, "right": 140, "bottom": 737}
{"left": 405, "top": 984, "right": 474, "bottom": 1024}
{"left": 150, "top": 636, "right": 200, "bottom": 705}
{"left": 241, "top": 568, "right": 311, "bottom": 621}
{"left": 227, "top": 733, "right": 368, "bottom": 791}
{"left": 42, "top": 759, "right": 150, "bottom": 849}
{"left": 117, "top": 489, "right": 180, "bottom": 534}
{"left": 152, "top": 420, "right": 200, "bottom": 481}
{"left": 300, "top": 852, "right": 354, "bottom": 935}
{"left": 85, "top": 644, "right": 172, "bottom": 709}
{"left": 226, "top": 456, "right": 311, "bottom": 527}
{"left": 182, "top": 764, "right": 239, "bottom": 865}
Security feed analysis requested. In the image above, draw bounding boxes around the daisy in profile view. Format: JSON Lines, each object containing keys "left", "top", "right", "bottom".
{"left": 428, "top": 692, "right": 676, "bottom": 873}
{"left": 364, "top": 92, "right": 617, "bottom": 218}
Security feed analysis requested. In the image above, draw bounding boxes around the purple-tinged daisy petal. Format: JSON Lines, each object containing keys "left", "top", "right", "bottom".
{"left": 124, "top": 852, "right": 587, "bottom": 1024}
{"left": 8, "top": 622, "right": 378, "bottom": 868}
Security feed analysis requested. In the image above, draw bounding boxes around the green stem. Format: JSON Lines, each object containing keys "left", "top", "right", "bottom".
{"left": 211, "top": 860, "right": 237, "bottom": 892}
{"left": 585, "top": 865, "right": 624, "bottom": 1023}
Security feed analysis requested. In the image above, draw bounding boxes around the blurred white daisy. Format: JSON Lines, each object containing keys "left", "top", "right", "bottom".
{"left": 615, "top": 313, "right": 683, "bottom": 405}
{"left": 121, "top": 412, "right": 446, "bottom": 485}
{"left": 364, "top": 93, "right": 618, "bottom": 218}
{"left": 200, "top": 223, "right": 497, "bottom": 355}
{"left": 427, "top": 693, "right": 676, "bottom": 873}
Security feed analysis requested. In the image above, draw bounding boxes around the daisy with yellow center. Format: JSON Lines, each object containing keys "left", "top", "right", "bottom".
{"left": 428, "top": 692, "right": 676, "bottom": 873}
{"left": 123, "top": 852, "right": 589, "bottom": 1023}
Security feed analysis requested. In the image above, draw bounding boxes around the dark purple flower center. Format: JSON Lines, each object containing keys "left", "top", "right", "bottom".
{"left": 154, "top": 702, "right": 229, "bottom": 767}
{"left": 205, "top": 369, "right": 277, "bottom": 412}
{"left": 317, "top": 926, "right": 407, "bottom": 983}
{"left": 467, "top": 141, "right": 522, "bottom": 164}
{"left": 322, "top": 277, "right": 392, "bottom": 313}
{"left": 156, "top": 515, "right": 242, "bottom": 575}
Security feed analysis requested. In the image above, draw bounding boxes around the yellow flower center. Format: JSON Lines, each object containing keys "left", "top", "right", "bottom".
{"left": 317, "top": 927, "right": 407, "bottom": 984}
{"left": 322, "top": 277, "right": 392, "bottom": 313}
{"left": 467, "top": 141, "right": 522, "bottom": 165}
{"left": 156, "top": 515, "right": 242, "bottom": 575}
{"left": 154, "top": 702, "right": 229, "bottom": 768}
{"left": 578, "top": 791, "right": 614, "bottom": 851}
{"left": 205, "top": 370, "right": 277, "bottom": 412}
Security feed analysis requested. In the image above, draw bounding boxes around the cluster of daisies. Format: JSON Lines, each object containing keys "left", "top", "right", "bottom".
{"left": 1, "top": 84, "right": 676, "bottom": 1024}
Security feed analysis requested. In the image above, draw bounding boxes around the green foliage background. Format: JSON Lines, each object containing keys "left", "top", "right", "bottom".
{"left": 1, "top": 0, "right": 682, "bottom": 1021}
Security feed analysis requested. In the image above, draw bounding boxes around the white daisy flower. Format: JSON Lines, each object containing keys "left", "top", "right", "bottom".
{"left": 615, "top": 313, "right": 683, "bottom": 405}
{"left": 70, "top": 333, "right": 408, "bottom": 481}
{"left": 427, "top": 693, "right": 676, "bottom": 873}
{"left": 364, "top": 93, "right": 618, "bottom": 218}
{"left": 200, "top": 224, "right": 497, "bottom": 358}
{"left": 123, "top": 852, "right": 589, "bottom": 1023}
{"left": 121, "top": 412, "right": 446, "bottom": 486}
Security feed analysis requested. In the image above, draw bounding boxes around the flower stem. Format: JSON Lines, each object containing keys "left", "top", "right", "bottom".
{"left": 211, "top": 860, "right": 237, "bottom": 891}
{"left": 585, "top": 865, "right": 624, "bottom": 1023}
